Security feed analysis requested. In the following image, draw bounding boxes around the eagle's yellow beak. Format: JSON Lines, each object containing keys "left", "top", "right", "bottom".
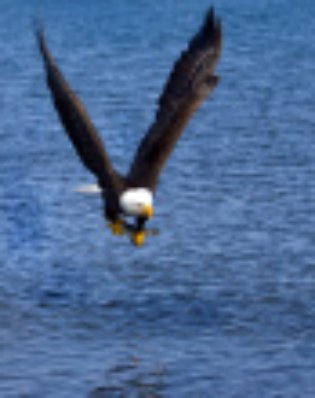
{"left": 131, "top": 231, "right": 146, "bottom": 247}
{"left": 142, "top": 204, "right": 153, "bottom": 219}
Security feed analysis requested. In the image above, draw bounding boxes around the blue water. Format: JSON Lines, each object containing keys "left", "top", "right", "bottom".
{"left": 1, "top": 0, "right": 315, "bottom": 397}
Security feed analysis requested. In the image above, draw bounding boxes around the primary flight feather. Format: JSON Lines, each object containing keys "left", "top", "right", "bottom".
{"left": 37, "top": 8, "right": 222, "bottom": 246}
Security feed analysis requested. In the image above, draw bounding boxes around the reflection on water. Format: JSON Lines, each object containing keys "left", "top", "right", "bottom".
{"left": 89, "top": 357, "right": 166, "bottom": 398}
{"left": 1, "top": 0, "right": 315, "bottom": 397}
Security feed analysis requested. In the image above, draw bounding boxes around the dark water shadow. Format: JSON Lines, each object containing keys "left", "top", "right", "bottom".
{"left": 88, "top": 356, "right": 166, "bottom": 398}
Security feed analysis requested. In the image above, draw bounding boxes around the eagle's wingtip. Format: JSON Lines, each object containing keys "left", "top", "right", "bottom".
{"left": 33, "top": 19, "right": 48, "bottom": 60}
{"left": 33, "top": 17, "right": 43, "bottom": 41}
{"left": 205, "top": 6, "right": 221, "bottom": 34}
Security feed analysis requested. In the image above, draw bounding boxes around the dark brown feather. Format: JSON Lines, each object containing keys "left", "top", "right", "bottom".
{"left": 36, "top": 28, "right": 123, "bottom": 194}
{"left": 127, "top": 8, "right": 222, "bottom": 190}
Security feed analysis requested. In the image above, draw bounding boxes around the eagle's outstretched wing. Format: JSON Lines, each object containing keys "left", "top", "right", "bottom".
{"left": 127, "top": 8, "right": 222, "bottom": 190}
{"left": 36, "top": 28, "right": 123, "bottom": 193}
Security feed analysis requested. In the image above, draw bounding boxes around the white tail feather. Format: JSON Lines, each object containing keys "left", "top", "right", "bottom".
{"left": 75, "top": 183, "right": 101, "bottom": 194}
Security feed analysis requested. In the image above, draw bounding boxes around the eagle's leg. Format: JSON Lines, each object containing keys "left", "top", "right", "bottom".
{"left": 130, "top": 217, "right": 147, "bottom": 246}
{"left": 107, "top": 219, "right": 125, "bottom": 235}
{"left": 105, "top": 207, "right": 125, "bottom": 236}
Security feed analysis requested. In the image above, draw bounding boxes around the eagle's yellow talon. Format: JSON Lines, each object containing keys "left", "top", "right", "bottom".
{"left": 131, "top": 231, "right": 146, "bottom": 247}
{"left": 107, "top": 219, "right": 124, "bottom": 236}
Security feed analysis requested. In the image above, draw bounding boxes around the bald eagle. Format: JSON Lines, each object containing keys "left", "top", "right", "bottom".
{"left": 37, "top": 8, "right": 222, "bottom": 246}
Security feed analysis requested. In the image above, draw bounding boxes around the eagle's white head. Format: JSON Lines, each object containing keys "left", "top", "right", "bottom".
{"left": 119, "top": 188, "right": 153, "bottom": 218}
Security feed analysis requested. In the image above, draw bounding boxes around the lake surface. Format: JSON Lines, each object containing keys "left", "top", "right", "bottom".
{"left": 0, "top": 0, "right": 315, "bottom": 397}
